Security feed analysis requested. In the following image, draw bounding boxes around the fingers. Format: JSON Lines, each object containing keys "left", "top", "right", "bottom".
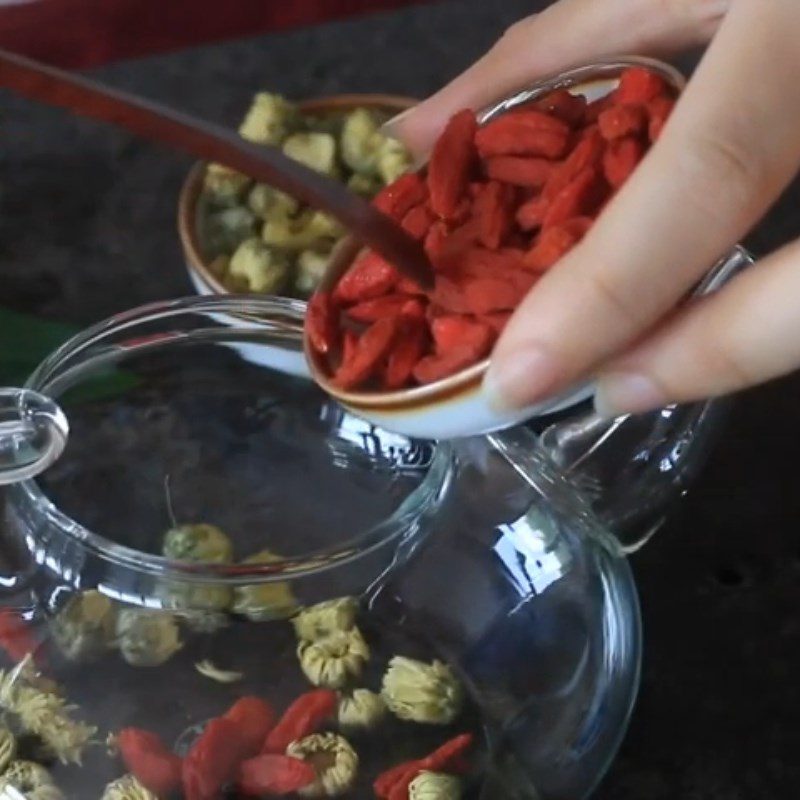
{"left": 484, "top": 0, "right": 800, "bottom": 411}
{"left": 593, "top": 237, "right": 800, "bottom": 414}
{"left": 387, "top": 0, "right": 729, "bottom": 156}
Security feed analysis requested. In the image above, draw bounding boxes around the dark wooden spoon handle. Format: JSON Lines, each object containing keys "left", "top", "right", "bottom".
{"left": 0, "top": 47, "right": 433, "bottom": 288}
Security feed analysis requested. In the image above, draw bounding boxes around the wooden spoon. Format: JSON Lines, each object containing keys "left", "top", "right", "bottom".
{"left": 0, "top": 47, "right": 433, "bottom": 289}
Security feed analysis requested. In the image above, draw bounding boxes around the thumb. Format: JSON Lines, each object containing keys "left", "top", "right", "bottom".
{"left": 384, "top": 0, "right": 726, "bottom": 157}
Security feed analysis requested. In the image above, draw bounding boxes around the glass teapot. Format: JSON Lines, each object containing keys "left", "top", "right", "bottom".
{"left": 0, "top": 247, "right": 748, "bottom": 800}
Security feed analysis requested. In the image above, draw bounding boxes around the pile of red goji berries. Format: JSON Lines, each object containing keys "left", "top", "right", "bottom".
{"left": 117, "top": 688, "right": 474, "bottom": 799}
{"left": 306, "top": 66, "right": 675, "bottom": 391}
{"left": 117, "top": 689, "right": 335, "bottom": 798}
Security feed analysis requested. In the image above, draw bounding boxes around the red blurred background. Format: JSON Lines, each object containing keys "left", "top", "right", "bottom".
{"left": 0, "top": 0, "right": 428, "bottom": 68}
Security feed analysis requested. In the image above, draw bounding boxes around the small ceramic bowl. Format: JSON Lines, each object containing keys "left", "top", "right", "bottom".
{"left": 306, "top": 57, "right": 690, "bottom": 439}
{"left": 178, "top": 93, "right": 417, "bottom": 298}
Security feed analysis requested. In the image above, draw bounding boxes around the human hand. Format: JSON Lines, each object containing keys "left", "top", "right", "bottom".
{"left": 387, "top": 0, "right": 800, "bottom": 416}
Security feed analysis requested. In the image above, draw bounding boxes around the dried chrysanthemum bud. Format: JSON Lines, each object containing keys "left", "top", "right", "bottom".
{"left": 229, "top": 237, "right": 291, "bottom": 294}
{"left": 51, "top": 590, "right": 117, "bottom": 663}
{"left": 292, "top": 597, "right": 358, "bottom": 642}
{"left": 286, "top": 732, "right": 358, "bottom": 797}
{"left": 247, "top": 183, "right": 299, "bottom": 221}
{"left": 239, "top": 93, "right": 298, "bottom": 146}
{"left": 11, "top": 685, "right": 96, "bottom": 765}
{"left": 381, "top": 657, "right": 463, "bottom": 725}
{"left": 409, "top": 771, "right": 462, "bottom": 800}
{"left": 295, "top": 248, "right": 331, "bottom": 297}
{"left": 297, "top": 628, "right": 369, "bottom": 689}
{"left": 336, "top": 688, "right": 386, "bottom": 730}
{"left": 346, "top": 171, "right": 382, "bottom": 198}
{"left": 283, "top": 132, "right": 338, "bottom": 176}
{"left": 0, "top": 725, "right": 16, "bottom": 772}
{"left": 232, "top": 549, "right": 298, "bottom": 622}
{"left": 0, "top": 759, "right": 58, "bottom": 795}
{"left": 115, "top": 609, "right": 182, "bottom": 667}
{"left": 376, "top": 137, "right": 412, "bottom": 184}
{"left": 204, "top": 206, "right": 257, "bottom": 257}
{"left": 162, "top": 524, "right": 233, "bottom": 564}
{"left": 203, "top": 162, "right": 252, "bottom": 207}
{"left": 340, "top": 108, "right": 381, "bottom": 175}
{"left": 101, "top": 774, "right": 158, "bottom": 800}
{"left": 262, "top": 209, "right": 342, "bottom": 252}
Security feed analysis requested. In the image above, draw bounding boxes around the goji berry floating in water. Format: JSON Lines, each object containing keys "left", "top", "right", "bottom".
{"left": 306, "top": 66, "right": 677, "bottom": 392}
{"left": 117, "top": 727, "right": 182, "bottom": 797}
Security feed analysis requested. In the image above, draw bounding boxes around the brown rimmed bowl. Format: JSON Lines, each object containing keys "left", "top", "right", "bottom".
{"left": 178, "top": 93, "right": 417, "bottom": 298}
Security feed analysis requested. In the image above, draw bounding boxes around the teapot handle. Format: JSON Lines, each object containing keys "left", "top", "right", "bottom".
{"left": 0, "top": 388, "right": 68, "bottom": 486}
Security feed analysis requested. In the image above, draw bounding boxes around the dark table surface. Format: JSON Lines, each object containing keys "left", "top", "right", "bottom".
{"left": 2, "top": 1, "right": 799, "bottom": 797}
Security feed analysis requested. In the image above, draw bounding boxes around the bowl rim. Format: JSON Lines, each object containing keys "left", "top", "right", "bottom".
{"left": 18, "top": 294, "right": 454, "bottom": 585}
{"left": 309, "top": 56, "right": 686, "bottom": 411}
{"left": 178, "top": 93, "right": 419, "bottom": 298}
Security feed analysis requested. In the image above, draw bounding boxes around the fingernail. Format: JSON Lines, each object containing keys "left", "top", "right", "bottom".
{"left": 380, "top": 107, "right": 416, "bottom": 140}
{"left": 594, "top": 372, "right": 664, "bottom": 418}
{"left": 483, "top": 346, "right": 560, "bottom": 412}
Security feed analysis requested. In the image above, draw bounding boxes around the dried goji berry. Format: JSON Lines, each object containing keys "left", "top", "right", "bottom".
{"left": 543, "top": 126, "right": 605, "bottom": 201}
{"left": 305, "top": 292, "right": 339, "bottom": 355}
{"left": 463, "top": 278, "right": 523, "bottom": 314}
{"left": 385, "top": 316, "right": 427, "bottom": 389}
{"left": 562, "top": 216, "right": 594, "bottom": 239}
{"left": 373, "top": 172, "right": 428, "bottom": 220}
{"left": 430, "top": 220, "right": 482, "bottom": 272}
{"left": 346, "top": 294, "right": 417, "bottom": 323}
{"left": 223, "top": 696, "right": 275, "bottom": 758}
{"left": 401, "top": 203, "right": 437, "bottom": 240}
{"left": 431, "top": 275, "right": 471, "bottom": 315}
{"left": 400, "top": 298, "right": 426, "bottom": 319}
{"left": 387, "top": 768, "right": 421, "bottom": 800}
{"left": 430, "top": 315, "right": 489, "bottom": 354}
{"left": 535, "top": 89, "right": 587, "bottom": 126}
{"left": 603, "top": 136, "right": 645, "bottom": 188}
{"left": 597, "top": 104, "right": 647, "bottom": 140}
{"left": 542, "top": 166, "right": 606, "bottom": 229}
{"left": 341, "top": 329, "right": 359, "bottom": 368}
{"left": 422, "top": 733, "right": 474, "bottom": 772}
{"left": 473, "top": 181, "right": 516, "bottom": 249}
{"left": 396, "top": 275, "right": 426, "bottom": 295}
{"left": 334, "top": 315, "right": 401, "bottom": 389}
{"left": 423, "top": 220, "right": 450, "bottom": 265}
{"left": 449, "top": 196, "right": 473, "bottom": 225}
{"left": 515, "top": 196, "right": 549, "bottom": 231}
{"left": 497, "top": 107, "right": 571, "bottom": 136}
{"left": 377, "top": 734, "right": 474, "bottom": 799}
{"left": 237, "top": 754, "right": 316, "bottom": 796}
{"left": 524, "top": 224, "right": 581, "bottom": 272}
{"left": 614, "top": 67, "right": 667, "bottom": 105}
{"left": 0, "top": 609, "right": 41, "bottom": 665}
{"left": 334, "top": 251, "right": 398, "bottom": 303}
{"left": 459, "top": 247, "right": 527, "bottom": 281}
{"left": 262, "top": 690, "right": 337, "bottom": 755}
{"left": 428, "top": 109, "right": 478, "bottom": 219}
{"left": 646, "top": 94, "right": 675, "bottom": 141}
{"left": 413, "top": 345, "right": 485, "bottom": 384}
{"left": 118, "top": 728, "right": 183, "bottom": 798}
{"left": 475, "top": 120, "right": 569, "bottom": 159}
{"left": 484, "top": 155, "right": 554, "bottom": 188}
{"left": 584, "top": 94, "right": 614, "bottom": 124}
{"left": 374, "top": 761, "right": 423, "bottom": 799}
{"left": 183, "top": 717, "right": 245, "bottom": 800}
